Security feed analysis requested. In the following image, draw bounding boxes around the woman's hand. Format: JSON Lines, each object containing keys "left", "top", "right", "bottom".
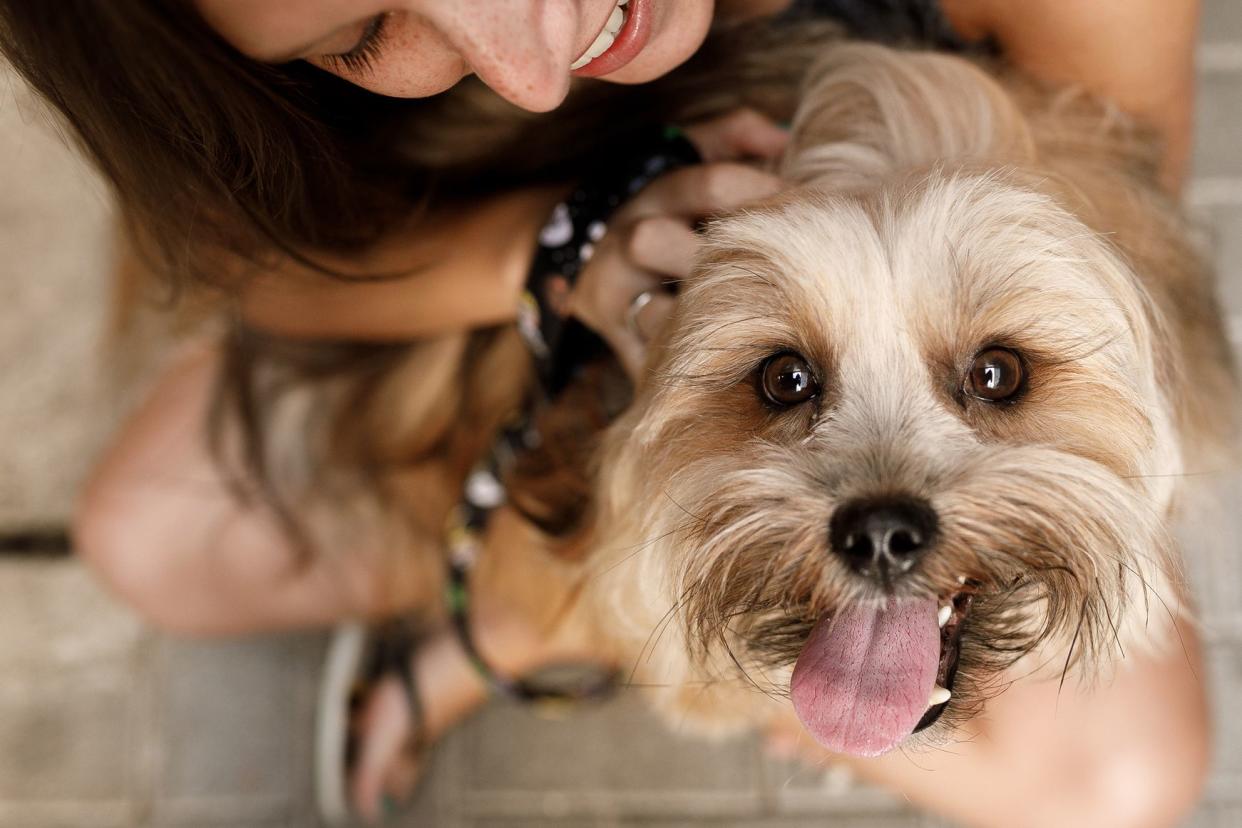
{"left": 565, "top": 109, "right": 788, "bottom": 379}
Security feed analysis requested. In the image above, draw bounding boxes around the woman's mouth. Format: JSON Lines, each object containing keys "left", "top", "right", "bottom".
{"left": 570, "top": 0, "right": 652, "bottom": 78}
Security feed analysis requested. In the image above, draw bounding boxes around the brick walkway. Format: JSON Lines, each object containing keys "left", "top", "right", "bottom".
{"left": 3, "top": 3, "right": 1242, "bottom": 825}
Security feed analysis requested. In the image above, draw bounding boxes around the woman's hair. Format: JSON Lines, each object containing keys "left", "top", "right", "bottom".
{"left": 3, "top": 1, "right": 398, "bottom": 282}
{"left": 1, "top": 0, "right": 833, "bottom": 558}
{"left": 0, "top": 1, "right": 807, "bottom": 287}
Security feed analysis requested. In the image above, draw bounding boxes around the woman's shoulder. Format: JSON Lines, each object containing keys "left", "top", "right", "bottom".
{"left": 785, "top": 0, "right": 985, "bottom": 53}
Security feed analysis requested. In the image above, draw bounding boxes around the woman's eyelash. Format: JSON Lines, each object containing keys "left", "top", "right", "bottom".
{"left": 322, "top": 14, "right": 390, "bottom": 73}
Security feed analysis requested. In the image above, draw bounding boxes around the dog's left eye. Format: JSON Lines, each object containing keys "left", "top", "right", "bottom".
{"left": 759, "top": 352, "right": 819, "bottom": 407}
{"left": 965, "top": 347, "right": 1025, "bottom": 402}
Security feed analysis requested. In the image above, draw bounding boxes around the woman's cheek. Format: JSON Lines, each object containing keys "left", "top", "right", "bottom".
{"left": 314, "top": 15, "right": 468, "bottom": 99}
{"left": 353, "top": 52, "right": 468, "bottom": 98}
{"left": 604, "top": 0, "right": 713, "bottom": 84}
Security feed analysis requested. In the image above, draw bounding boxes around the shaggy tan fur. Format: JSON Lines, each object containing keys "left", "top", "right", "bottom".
{"left": 255, "top": 38, "right": 1234, "bottom": 754}
{"left": 583, "top": 43, "right": 1235, "bottom": 745}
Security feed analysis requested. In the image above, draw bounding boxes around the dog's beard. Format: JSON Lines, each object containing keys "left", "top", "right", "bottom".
{"left": 656, "top": 440, "right": 1175, "bottom": 752}
{"left": 591, "top": 170, "right": 1188, "bottom": 757}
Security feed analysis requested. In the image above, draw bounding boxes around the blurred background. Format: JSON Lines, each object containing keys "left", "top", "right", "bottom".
{"left": 1, "top": 3, "right": 1241, "bottom": 826}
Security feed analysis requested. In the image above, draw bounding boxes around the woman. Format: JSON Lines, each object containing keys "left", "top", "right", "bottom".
{"left": 0, "top": 0, "right": 1207, "bottom": 824}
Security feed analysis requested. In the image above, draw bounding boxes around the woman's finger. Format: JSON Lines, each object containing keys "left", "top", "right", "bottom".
{"left": 608, "top": 289, "right": 676, "bottom": 383}
{"left": 632, "top": 162, "right": 783, "bottom": 219}
{"left": 625, "top": 216, "right": 701, "bottom": 278}
{"left": 685, "top": 108, "right": 790, "bottom": 162}
{"left": 609, "top": 326, "right": 649, "bottom": 384}
{"left": 630, "top": 290, "right": 677, "bottom": 345}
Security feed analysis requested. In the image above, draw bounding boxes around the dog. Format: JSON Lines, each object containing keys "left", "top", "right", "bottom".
{"left": 581, "top": 42, "right": 1235, "bottom": 758}
{"left": 246, "top": 35, "right": 1232, "bottom": 772}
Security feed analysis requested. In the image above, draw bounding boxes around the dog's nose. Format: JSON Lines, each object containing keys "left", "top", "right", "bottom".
{"left": 829, "top": 496, "right": 938, "bottom": 583}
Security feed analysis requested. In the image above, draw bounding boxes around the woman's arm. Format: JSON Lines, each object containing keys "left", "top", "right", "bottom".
{"left": 238, "top": 186, "right": 563, "bottom": 340}
{"left": 944, "top": 0, "right": 1200, "bottom": 190}
{"left": 238, "top": 109, "right": 789, "bottom": 345}
{"left": 85, "top": 111, "right": 787, "bottom": 635}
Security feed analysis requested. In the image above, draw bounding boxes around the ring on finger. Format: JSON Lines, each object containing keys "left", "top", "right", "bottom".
{"left": 626, "top": 289, "right": 657, "bottom": 338}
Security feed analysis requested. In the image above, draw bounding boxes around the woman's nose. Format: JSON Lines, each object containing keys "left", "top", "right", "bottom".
{"left": 416, "top": 0, "right": 582, "bottom": 112}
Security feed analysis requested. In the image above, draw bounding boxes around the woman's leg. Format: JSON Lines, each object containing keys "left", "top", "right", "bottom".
{"left": 75, "top": 342, "right": 435, "bottom": 635}
{"left": 76, "top": 340, "right": 608, "bottom": 820}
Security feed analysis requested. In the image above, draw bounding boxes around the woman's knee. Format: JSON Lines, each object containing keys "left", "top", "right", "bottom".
{"left": 73, "top": 344, "right": 224, "bottom": 629}
{"left": 74, "top": 467, "right": 181, "bottom": 627}
{"left": 1059, "top": 684, "right": 1210, "bottom": 827}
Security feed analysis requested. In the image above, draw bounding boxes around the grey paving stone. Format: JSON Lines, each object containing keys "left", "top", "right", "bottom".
{"left": 454, "top": 695, "right": 763, "bottom": 818}
{"left": 761, "top": 755, "right": 905, "bottom": 817}
{"left": 389, "top": 739, "right": 462, "bottom": 828}
{"left": 0, "top": 559, "right": 144, "bottom": 668}
{"left": 469, "top": 824, "right": 929, "bottom": 828}
{"left": 1188, "top": 467, "right": 1242, "bottom": 636}
{"left": 0, "top": 800, "right": 137, "bottom": 828}
{"left": 151, "top": 635, "right": 310, "bottom": 820}
{"left": 468, "top": 820, "right": 926, "bottom": 828}
{"left": 1184, "top": 800, "right": 1242, "bottom": 828}
{"left": 0, "top": 662, "right": 138, "bottom": 803}
{"left": 1207, "top": 804, "right": 1242, "bottom": 827}
{"left": 1202, "top": 205, "right": 1242, "bottom": 317}
{"left": 1192, "top": 71, "right": 1242, "bottom": 180}
{"left": 1201, "top": 0, "right": 1242, "bottom": 44}
{"left": 0, "top": 69, "right": 122, "bottom": 529}
{"left": 1205, "top": 641, "right": 1242, "bottom": 787}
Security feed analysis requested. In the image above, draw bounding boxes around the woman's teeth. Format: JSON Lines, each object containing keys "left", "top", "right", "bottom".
{"left": 570, "top": 0, "right": 629, "bottom": 70}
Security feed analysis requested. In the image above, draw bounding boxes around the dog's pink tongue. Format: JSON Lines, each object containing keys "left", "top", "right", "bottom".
{"left": 791, "top": 597, "right": 939, "bottom": 757}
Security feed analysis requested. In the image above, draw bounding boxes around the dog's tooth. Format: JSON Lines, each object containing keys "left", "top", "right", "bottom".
{"left": 938, "top": 604, "right": 952, "bottom": 628}
{"left": 957, "top": 575, "right": 967, "bottom": 585}
{"left": 929, "top": 685, "right": 951, "bottom": 706}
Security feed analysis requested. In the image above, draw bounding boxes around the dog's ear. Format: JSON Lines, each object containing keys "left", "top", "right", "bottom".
{"left": 781, "top": 44, "right": 1036, "bottom": 188}
{"left": 504, "top": 359, "right": 632, "bottom": 559}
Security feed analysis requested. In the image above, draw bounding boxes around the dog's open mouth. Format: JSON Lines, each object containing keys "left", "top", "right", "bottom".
{"left": 913, "top": 585, "right": 975, "bottom": 734}
{"left": 788, "top": 581, "right": 976, "bottom": 757}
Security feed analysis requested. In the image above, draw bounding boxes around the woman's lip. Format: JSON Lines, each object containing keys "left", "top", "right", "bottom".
{"left": 571, "top": 0, "right": 651, "bottom": 79}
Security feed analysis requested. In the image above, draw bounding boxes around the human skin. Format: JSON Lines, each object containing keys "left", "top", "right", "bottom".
{"left": 79, "top": 0, "right": 1206, "bottom": 821}
{"left": 196, "top": 0, "right": 716, "bottom": 110}
{"left": 232, "top": 0, "right": 1200, "bottom": 346}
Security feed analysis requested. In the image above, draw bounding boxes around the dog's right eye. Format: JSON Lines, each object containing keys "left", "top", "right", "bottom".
{"left": 758, "top": 352, "right": 819, "bottom": 408}
{"left": 965, "top": 347, "right": 1025, "bottom": 403}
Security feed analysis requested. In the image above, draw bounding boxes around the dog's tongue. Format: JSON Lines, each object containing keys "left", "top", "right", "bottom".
{"left": 790, "top": 597, "right": 939, "bottom": 757}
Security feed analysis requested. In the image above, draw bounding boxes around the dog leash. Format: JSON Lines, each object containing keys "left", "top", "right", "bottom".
{"left": 441, "top": 125, "right": 701, "bottom": 710}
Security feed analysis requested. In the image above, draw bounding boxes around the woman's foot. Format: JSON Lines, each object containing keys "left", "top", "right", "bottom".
{"left": 337, "top": 605, "right": 607, "bottom": 824}
{"left": 346, "top": 627, "right": 490, "bottom": 822}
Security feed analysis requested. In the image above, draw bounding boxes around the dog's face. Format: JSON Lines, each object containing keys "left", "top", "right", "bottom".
{"left": 592, "top": 47, "right": 1192, "bottom": 757}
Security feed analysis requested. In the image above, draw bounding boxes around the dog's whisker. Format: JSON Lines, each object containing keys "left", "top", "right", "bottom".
{"left": 628, "top": 586, "right": 694, "bottom": 686}
{"left": 1115, "top": 557, "right": 1198, "bottom": 681}
{"left": 585, "top": 519, "right": 702, "bottom": 584}
{"left": 1056, "top": 596, "right": 1090, "bottom": 705}
{"left": 1121, "top": 468, "right": 1237, "bottom": 480}
{"left": 647, "top": 575, "right": 745, "bottom": 685}
{"left": 1095, "top": 576, "right": 1126, "bottom": 660}
{"left": 719, "top": 632, "right": 772, "bottom": 699}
